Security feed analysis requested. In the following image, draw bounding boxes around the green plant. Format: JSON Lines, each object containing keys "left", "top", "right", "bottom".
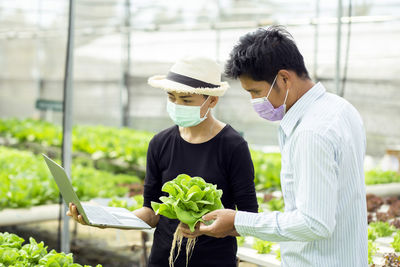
{"left": 275, "top": 248, "right": 281, "bottom": 261}
{"left": 0, "top": 232, "right": 101, "bottom": 267}
{"left": 108, "top": 195, "right": 143, "bottom": 211}
{"left": 369, "top": 222, "right": 395, "bottom": 238}
{"left": 151, "top": 174, "right": 223, "bottom": 232}
{"left": 151, "top": 174, "right": 223, "bottom": 267}
{"left": 0, "top": 118, "right": 153, "bottom": 172}
{"left": 267, "top": 198, "right": 285, "bottom": 212}
{"left": 368, "top": 227, "right": 377, "bottom": 241}
{"left": 0, "top": 118, "right": 289, "bottom": 191}
{"left": 236, "top": 236, "right": 245, "bottom": 247}
{"left": 392, "top": 231, "right": 400, "bottom": 252}
{"left": 252, "top": 238, "right": 273, "bottom": 254}
{"left": 365, "top": 169, "right": 400, "bottom": 185}
{"left": 250, "top": 151, "right": 281, "bottom": 191}
{"left": 368, "top": 240, "right": 378, "bottom": 264}
{"left": 0, "top": 146, "right": 141, "bottom": 210}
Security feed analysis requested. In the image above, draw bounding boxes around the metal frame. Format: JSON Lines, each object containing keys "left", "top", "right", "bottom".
{"left": 60, "top": 0, "right": 75, "bottom": 253}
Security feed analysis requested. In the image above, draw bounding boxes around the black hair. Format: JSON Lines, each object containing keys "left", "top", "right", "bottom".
{"left": 225, "top": 26, "right": 310, "bottom": 84}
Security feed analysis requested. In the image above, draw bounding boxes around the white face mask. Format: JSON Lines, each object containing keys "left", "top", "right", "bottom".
{"left": 166, "top": 96, "right": 210, "bottom": 127}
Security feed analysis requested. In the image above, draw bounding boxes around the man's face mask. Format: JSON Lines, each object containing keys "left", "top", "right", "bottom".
{"left": 250, "top": 75, "right": 289, "bottom": 121}
{"left": 167, "top": 96, "right": 211, "bottom": 127}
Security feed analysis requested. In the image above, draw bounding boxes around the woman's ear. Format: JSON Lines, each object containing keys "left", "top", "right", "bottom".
{"left": 209, "top": 96, "right": 219, "bottom": 108}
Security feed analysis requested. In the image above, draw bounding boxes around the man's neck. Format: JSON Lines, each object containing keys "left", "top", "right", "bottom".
{"left": 286, "top": 79, "right": 315, "bottom": 111}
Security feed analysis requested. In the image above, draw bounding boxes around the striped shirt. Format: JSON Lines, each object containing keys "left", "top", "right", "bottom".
{"left": 235, "top": 82, "right": 368, "bottom": 266}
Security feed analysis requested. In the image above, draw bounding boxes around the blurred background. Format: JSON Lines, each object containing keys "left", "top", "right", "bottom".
{"left": 1, "top": 1, "right": 400, "bottom": 266}
{"left": 1, "top": 0, "right": 399, "bottom": 158}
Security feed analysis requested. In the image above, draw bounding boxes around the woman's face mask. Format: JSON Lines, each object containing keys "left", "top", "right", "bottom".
{"left": 250, "top": 75, "right": 289, "bottom": 121}
{"left": 167, "top": 96, "right": 211, "bottom": 127}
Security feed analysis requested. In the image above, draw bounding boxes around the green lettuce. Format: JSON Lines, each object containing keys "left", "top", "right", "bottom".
{"left": 252, "top": 238, "right": 274, "bottom": 254}
{"left": 369, "top": 221, "right": 395, "bottom": 237}
{"left": 392, "top": 231, "right": 400, "bottom": 252}
{"left": 151, "top": 174, "right": 223, "bottom": 232}
{"left": 0, "top": 232, "right": 102, "bottom": 267}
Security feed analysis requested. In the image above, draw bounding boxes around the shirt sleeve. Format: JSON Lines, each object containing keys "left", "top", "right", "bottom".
{"left": 143, "top": 137, "right": 162, "bottom": 209}
{"left": 235, "top": 131, "right": 338, "bottom": 242}
{"left": 229, "top": 141, "right": 258, "bottom": 213}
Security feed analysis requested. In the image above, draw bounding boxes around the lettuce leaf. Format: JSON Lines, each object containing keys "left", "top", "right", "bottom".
{"left": 151, "top": 174, "right": 223, "bottom": 232}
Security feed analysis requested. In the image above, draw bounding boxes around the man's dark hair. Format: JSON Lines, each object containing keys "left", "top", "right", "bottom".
{"left": 225, "top": 26, "right": 310, "bottom": 84}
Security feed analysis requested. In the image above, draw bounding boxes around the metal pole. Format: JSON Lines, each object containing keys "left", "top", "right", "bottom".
{"left": 215, "top": 0, "right": 222, "bottom": 63}
{"left": 121, "top": 0, "right": 131, "bottom": 127}
{"left": 335, "top": 0, "right": 343, "bottom": 95}
{"left": 61, "top": 0, "right": 75, "bottom": 253}
{"left": 35, "top": 0, "right": 45, "bottom": 120}
{"left": 313, "top": 0, "right": 320, "bottom": 80}
{"left": 215, "top": 29, "right": 221, "bottom": 63}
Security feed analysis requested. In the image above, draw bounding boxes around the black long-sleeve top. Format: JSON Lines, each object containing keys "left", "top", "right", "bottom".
{"left": 143, "top": 125, "right": 258, "bottom": 267}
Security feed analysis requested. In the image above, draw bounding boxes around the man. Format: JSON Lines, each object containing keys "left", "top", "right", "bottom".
{"left": 181, "top": 26, "right": 368, "bottom": 266}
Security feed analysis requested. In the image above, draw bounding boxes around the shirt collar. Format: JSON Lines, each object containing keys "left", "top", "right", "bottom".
{"left": 280, "top": 82, "right": 326, "bottom": 137}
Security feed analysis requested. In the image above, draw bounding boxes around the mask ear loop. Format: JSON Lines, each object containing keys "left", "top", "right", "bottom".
{"left": 200, "top": 96, "right": 211, "bottom": 108}
{"left": 201, "top": 96, "right": 211, "bottom": 119}
{"left": 266, "top": 75, "right": 278, "bottom": 99}
{"left": 283, "top": 88, "right": 289, "bottom": 105}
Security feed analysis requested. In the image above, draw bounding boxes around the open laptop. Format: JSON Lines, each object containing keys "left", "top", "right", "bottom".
{"left": 42, "top": 154, "right": 151, "bottom": 230}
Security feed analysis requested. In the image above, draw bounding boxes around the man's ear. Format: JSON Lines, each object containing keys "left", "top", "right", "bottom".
{"left": 277, "top": 69, "right": 292, "bottom": 91}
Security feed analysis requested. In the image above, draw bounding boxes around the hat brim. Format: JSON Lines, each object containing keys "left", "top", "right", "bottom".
{"left": 148, "top": 75, "right": 229, "bottom": 96}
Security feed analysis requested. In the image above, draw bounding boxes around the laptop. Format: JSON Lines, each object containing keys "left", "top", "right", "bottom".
{"left": 42, "top": 154, "right": 151, "bottom": 230}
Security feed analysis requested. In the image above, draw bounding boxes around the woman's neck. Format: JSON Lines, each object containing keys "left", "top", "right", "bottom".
{"left": 179, "top": 114, "right": 225, "bottom": 144}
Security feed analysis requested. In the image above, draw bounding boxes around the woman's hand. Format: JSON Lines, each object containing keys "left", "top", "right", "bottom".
{"left": 66, "top": 203, "right": 88, "bottom": 225}
{"left": 133, "top": 207, "right": 160, "bottom": 228}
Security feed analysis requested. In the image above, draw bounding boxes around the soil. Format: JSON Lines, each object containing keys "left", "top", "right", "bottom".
{"left": 0, "top": 220, "right": 143, "bottom": 267}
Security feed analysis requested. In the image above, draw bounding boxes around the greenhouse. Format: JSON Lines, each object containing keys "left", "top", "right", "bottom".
{"left": 1, "top": 0, "right": 400, "bottom": 266}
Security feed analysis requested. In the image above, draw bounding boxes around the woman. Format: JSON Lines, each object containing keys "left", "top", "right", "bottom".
{"left": 68, "top": 56, "right": 258, "bottom": 267}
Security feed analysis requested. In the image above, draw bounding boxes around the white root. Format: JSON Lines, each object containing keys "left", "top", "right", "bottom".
{"left": 169, "top": 223, "right": 197, "bottom": 267}
{"left": 185, "top": 236, "right": 196, "bottom": 267}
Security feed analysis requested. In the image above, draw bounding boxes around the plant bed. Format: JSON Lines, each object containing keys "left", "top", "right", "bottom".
{"left": 0, "top": 146, "right": 142, "bottom": 211}
{"left": 0, "top": 223, "right": 142, "bottom": 267}
{"left": 234, "top": 193, "right": 400, "bottom": 266}
{"left": 0, "top": 231, "right": 102, "bottom": 267}
{"left": 0, "top": 118, "right": 153, "bottom": 177}
{"left": 0, "top": 118, "right": 284, "bottom": 191}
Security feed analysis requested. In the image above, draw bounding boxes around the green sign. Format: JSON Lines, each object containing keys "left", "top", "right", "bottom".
{"left": 35, "top": 99, "right": 63, "bottom": 112}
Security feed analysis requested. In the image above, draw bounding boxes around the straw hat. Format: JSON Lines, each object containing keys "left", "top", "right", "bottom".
{"left": 148, "top": 56, "right": 229, "bottom": 96}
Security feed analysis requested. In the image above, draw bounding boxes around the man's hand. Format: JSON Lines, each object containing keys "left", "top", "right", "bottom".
{"left": 198, "top": 209, "right": 238, "bottom": 238}
{"left": 66, "top": 203, "right": 87, "bottom": 225}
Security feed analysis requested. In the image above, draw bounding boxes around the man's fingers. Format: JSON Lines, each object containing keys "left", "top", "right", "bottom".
{"left": 202, "top": 210, "right": 218, "bottom": 221}
{"left": 198, "top": 223, "right": 213, "bottom": 233}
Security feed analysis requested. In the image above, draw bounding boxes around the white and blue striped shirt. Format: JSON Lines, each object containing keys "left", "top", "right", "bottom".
{"left": 235, "top": 82, "right": 368, "bottom": 266}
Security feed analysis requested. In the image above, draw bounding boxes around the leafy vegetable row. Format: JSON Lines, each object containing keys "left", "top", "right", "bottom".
{"left": 0, "top": 118, "right": 283, "bottom": 190}
{"left": 2, "top": 118, "right": 398, "bottom": 190}
{"left": 0, "top": 146, "right": 140, "bottom": 211}
{"left": 0, "top": 232, "right": 102, "bottom": 267}
{"left": 0, "top": 118, "right": 153, "bottom": 170}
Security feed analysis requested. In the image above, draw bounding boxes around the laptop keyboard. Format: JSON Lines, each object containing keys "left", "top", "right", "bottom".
{"left": 83, "top": 205, "right": 122, "bottom": 225}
